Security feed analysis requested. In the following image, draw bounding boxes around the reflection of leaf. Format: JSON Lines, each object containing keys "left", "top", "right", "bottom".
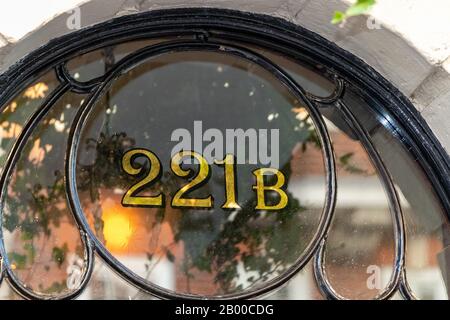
{"left": 23, "top": 243, "right": 36, "bottom": 264}
{"left": 40, "top": 281, "right": 66, "bottom": 294}
{"left": 339, "top": 152, "right": 367, "bottom": 175}
{"left": 340, "top": 152, "right": 354, "bottom": 164}
{"left": 3, "top": 210, "right": 19, "bottom": 233}
{"left": 193, "top": 254, "right": 212, "bottom": 273}
{"left": 166, "top": 250, "right": 176, "bottom": 263}
{"left": 8, "top": 252, "right": 27, "bottom": 269}
{"left": 52, "top": 244, "right": 69, "bottom": 268}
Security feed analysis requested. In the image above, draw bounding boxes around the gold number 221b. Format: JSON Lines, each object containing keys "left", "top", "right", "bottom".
{"left": 121, "top": 149, "right": 288, "bottom": 210}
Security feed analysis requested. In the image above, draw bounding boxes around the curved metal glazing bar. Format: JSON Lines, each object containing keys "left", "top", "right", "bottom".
{"left": 313, "top": 99, "right": 407, "bottom": 300}
{"left": 64, "top": 40, "right": 337, "bottom": 300}
{"left": 305, "top": 77, "right": 345, "bottom": 105}
{"left": 56, "top": 64, "right": 104, "bottom": 94}
{"left": 0, "top": 254, "right": 3, "bottom": 286}
{"left": 399, "top": 270, "right": 418, "bottom": 300}
{"left": 0, "top": 76, "right": 95, "bottom": 300}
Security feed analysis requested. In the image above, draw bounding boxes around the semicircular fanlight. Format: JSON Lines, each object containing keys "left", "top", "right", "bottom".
{"left": 0, "top": 9, "right": 448, "bottom": 300}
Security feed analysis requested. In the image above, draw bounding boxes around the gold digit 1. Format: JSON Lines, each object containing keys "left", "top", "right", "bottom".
{"left": 252, "top": 168, "right": 288, "bottom": 210}
{"left": 121, "top": 148, "right": 164, "bottom": 207}
{"left": 171, "top": 151, "right": 213, "bottom": 208}
{"left": 215, "top": 154, "right": 241, "bottom": 209}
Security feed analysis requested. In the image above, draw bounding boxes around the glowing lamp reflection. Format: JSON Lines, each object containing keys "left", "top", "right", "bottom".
{"left": 102, "top": 206, "right": 133, "bottom": 253}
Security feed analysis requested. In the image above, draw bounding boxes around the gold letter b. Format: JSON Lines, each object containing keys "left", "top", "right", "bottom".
{"left": 253, "top": 168, "right": 288, "bottom": 210}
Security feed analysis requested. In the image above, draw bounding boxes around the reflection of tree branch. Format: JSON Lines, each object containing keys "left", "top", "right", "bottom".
{"left": 131, "top": 241, "right": 177, "bottom": 300}
{"left": 247, "top": 260, "right": 284, "bottom": 290}
{"left": 23, "top": 235, "right": 46, "bottom": 285}
{"left": 171, "top": 158, "right": 310, "bottom": 294}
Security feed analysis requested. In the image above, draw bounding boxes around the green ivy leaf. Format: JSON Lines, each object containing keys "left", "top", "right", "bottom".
{"left": 331, "top": 11, "right": 346, "bottom": 24}
{"left": 339, "top": 152, "right": 355, "bottom": 165}
{"left": 346, "top": 0, "right": 376, "bottom": 17}
{"left": 332, "top": 0, "right": 376, "bottom": 24}
{"left": 52, "top": 243, "right": 68, "bottom": 268}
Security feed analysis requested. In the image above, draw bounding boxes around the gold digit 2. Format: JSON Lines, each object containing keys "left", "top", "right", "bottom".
{"left": 171, "top": 151, "right": 213, "bottom": 208}
{"left": 121, "top": 148, "right": 164, "bottom": 207}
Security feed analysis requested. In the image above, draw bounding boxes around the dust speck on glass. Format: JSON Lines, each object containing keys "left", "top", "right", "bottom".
{"left": 0, "top": 10, "right": 448, "bottom": 300}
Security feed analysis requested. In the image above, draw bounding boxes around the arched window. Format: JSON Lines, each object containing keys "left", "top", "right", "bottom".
{"left": 0, "top": 9, "right": 448, "bottom": 300}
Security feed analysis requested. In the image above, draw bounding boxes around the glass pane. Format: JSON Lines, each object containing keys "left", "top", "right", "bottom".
{"left": 76, "top": 256, "right": 156, "bottom": 300}
{"left": 345, "top": 88, "right": 450, "bottom": 300}
{"left": 2, "top": 90, "right": 89, "bottom": 297}
{"left": 0, "top": 72, "right": 58, "bottom": 174}
{"left": 66, "top": 38, "right": 187, "bottom": 83}
{"left": 75, "top": 50, "right": 327, "bottom": 297}
{"left": 254, "top": 48, "right": 336, "bottom": 98}
{"left": 319, "top": 118, "right": 396, "bottom": 299}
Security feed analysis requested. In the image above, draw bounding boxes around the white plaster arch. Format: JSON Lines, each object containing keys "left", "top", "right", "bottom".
{"left": 0, "top": 0, "right": 449, "bottom": 151}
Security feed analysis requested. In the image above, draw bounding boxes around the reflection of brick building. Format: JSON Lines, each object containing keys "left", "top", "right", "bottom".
{"left": 286, "top": 128, "right": 447, "bottom": 300}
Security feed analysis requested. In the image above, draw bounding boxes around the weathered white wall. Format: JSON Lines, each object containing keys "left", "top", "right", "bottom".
{"left": 0, "top": 0, "right": 449, "bottom": 152}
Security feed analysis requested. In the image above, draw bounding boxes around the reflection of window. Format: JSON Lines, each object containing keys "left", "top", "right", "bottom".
{"left": 0, "top": 9, "right": 448, "bottom": 300}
